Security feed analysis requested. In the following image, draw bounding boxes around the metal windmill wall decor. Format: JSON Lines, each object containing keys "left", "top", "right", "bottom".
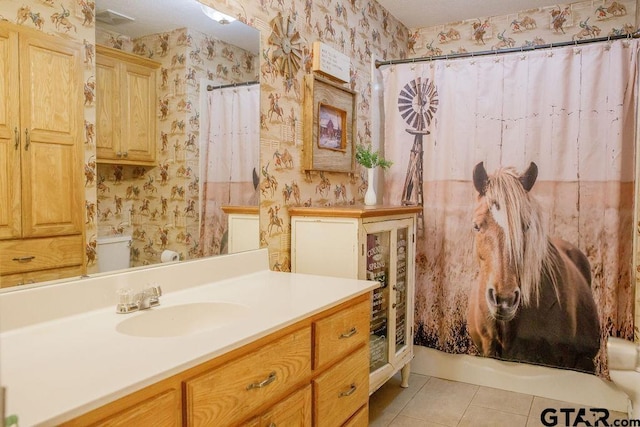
{"left": 268, "top": 12, "right": 303, "bottom": 80}
{"left": 397, "top": 77, "right": 438, "bottom": 235}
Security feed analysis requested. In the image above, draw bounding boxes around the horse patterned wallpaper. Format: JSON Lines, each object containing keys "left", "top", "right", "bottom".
{"left": 409, "top": 0, "right": 636, "bottom": 58}
{"left": 1, "top": 0, "right": 638, "bottom": 281}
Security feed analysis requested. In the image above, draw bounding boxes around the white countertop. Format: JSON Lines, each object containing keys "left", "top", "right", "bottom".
{"left": 0, "top": 267, "right": 377, "bottom": 426}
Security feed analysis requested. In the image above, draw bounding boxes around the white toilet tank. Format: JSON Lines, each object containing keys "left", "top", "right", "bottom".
{"left": 96, "top": 235, "right": 132, "bottom": 273}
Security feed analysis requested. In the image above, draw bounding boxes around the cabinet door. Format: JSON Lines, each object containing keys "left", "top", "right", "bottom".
{"left": 121, "top": 61, "right": 156, "bottom": 164}
{"left": 0, "top": 26, "right": 21, "bottom": 239}
{"left": 363, "top": 218, "right": 414, "bottom": 378}
{"left": 89, "top": 389, "right": 181, "bottom": 427}
{"left": 18, "top": 30, "right": 83, "bottom": 238}
{"left": 96, "top": 54, "right": 121, "bottom": 160}
{"left": 365, "top": 229, "right": 391, "bottom": 373}
{"left": 393, "top": 226, "right": 411, "bottom": 359}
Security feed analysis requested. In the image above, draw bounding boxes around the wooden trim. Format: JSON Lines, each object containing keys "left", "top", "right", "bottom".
{"left": 221, "top": 205, "right": 259, "bottom": 215}
{"left": 288, "top": 205, "right": 422, "bottom": 219}
{"left": 96, "top": 44, "right": 161, "bottom": 69}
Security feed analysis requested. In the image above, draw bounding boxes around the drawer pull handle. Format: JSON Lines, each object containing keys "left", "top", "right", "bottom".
{"left": 339, "top": 383, "right": 357, "bottom": 397}
{"left": 12, "top": 256, "right": 35, "bottom": 263}
{"left": 339, "top": 327, "right": 357, "bottom": 339}
{"left": 246, "top": 371, "right": 277, "bottom": 390}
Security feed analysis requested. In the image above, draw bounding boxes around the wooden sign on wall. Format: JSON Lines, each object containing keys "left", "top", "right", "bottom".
{"left": 312, "top": 41, "right": 350, "bottom": 83}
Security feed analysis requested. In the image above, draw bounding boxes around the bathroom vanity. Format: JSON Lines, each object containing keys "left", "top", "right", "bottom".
{"left": 0, "top": 249, "right": 377, "bottom": 426}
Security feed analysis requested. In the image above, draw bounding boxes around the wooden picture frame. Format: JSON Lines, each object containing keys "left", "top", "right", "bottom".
{"left": 303, "top": 74, "right": 356, "bottom": 173}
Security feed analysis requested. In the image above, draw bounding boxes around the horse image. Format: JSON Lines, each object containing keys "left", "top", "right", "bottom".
{"left": 468, "top": 162, "right": 600, "bottom": 373}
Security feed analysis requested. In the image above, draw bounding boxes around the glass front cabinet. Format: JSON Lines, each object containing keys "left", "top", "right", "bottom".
{"left": 289, "top": 205, "right": 420, "bottom": 394}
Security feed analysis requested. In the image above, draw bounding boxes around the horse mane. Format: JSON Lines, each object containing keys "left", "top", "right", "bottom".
{"left": 484, "top": 167, "right": 561, "bottom": 307}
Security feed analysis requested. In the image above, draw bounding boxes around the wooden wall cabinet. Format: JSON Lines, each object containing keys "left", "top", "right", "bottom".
{"left": 289, "top": 205, "right": 421, "bottom": 395}
{"left": 0, "top": 22, "right": 85, "bottom": 287}
{"left": 96, "top": 45, "right": 159, "bottom": 166}
{"left": 63, "top": 295, "right": 370, "bottom": 427}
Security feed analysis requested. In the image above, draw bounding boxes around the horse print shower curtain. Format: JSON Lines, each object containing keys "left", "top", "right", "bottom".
{"left": 381, "top": 39, "right": 637, "bottom": 376}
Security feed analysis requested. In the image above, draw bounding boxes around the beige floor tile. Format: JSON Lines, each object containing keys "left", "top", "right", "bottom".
{"left": 398, "top": 378, "right": 479, "bottom": 426}
{"left": 471, "top": 386, "right": 533, "bottom": 415}
{"left": 369, "top": 372, "right": 430, "bottom": 424}
{"left": 389, "top": 414, "right": 448, "bottom": 426}
{"left": 369, "top": 410, "right": 400, "bottom": 427}
{"left": 459, "top": 405, "right": 528, "bottom": 427}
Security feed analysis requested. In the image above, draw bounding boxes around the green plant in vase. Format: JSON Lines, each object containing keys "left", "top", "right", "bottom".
{"left": 355, "top": 144, "right": 392, "bottom": 205}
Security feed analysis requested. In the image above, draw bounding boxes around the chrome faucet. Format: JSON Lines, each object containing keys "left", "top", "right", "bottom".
{"left": 116, "top": 284, "right": 162, "bottom": 314}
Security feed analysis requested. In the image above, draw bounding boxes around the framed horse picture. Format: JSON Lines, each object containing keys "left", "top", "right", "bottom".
{"left": 302, "top": 74, "right": 356, "bottom": 173}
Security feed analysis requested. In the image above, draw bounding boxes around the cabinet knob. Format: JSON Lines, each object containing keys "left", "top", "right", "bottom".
{"left": 116, "top": 151, "right": 122, "bottom": 157}
{"left": 122, "top": 151, "right": 128, "bottom": 158}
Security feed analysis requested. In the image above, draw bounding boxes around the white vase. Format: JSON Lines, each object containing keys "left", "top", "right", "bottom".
{"left": 364, "top": 167, "right": 377, "bottom": 206}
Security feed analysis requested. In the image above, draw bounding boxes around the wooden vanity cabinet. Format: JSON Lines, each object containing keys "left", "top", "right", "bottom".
{"left": 63, "top": 294, "right": 370, "bottom": 427}
{"left": 0, "top": 22, "right": 85, "bottom": 287}
{"left": 96, "top": 45, "right": 159, "bottom": 166}
{"left": 289, "top": 205, "right": 420, "bottom": 395}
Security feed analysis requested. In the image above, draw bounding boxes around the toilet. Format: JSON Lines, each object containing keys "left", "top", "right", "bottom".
{"left": 96, "top": 235, "right": 132, "bottom": 273}
{"left": 607, "top": 336, "right": 640, "bottom": 419}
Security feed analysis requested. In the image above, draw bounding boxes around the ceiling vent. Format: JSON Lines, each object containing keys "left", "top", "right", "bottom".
{"left": 95, "top": 9, "right": 136, "bottom": 26}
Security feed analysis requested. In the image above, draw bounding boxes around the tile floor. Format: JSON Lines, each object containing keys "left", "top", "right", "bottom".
{"left": 369, "top": 372, "right": 629, "bottom": 427}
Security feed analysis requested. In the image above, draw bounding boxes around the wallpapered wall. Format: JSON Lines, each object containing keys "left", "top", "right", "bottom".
{"left": 409, "top": 0, "right": 636, "bottom": 57}
{"left": 4, "top": 0, "right": 636, "bottom": 278}
{"left": 201, "top": 0, "right": 411, "bottom": 271}
{"left": 0, "top": 0, "right": 408, "bottom": 275}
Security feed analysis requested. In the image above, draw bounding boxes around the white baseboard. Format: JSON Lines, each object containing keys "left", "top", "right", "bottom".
{"left": 411, "top": 345, "right": 628, "bottom": 412}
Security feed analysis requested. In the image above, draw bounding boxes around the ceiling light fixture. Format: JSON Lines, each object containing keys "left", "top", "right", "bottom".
{"left": 201, "top": 4, "right": 236, "bottom": 25}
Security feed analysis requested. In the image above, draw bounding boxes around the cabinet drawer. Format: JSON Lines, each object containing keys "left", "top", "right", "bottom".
{"left": 0, "top": 235, "right": 83, "bottom": 275}
{"left": 1, "top": 265, "right": 84, "bottom": 288}
{"left": 260, "top": 384, "right": 312, "bottom": 426}
{"left": 314, "top": 299, "right": 369, "bottom": 369}
{"left": 185, "top": 327, "right": 312, "bottom": 427}
{"left": 313, "top": 345, "right": 369, "bottom": 427}
{"left": 343, "top": 403, "right": 368, "bottom": 427}
{"left": 88, "top": 389, "right": 180, "bottom": 427}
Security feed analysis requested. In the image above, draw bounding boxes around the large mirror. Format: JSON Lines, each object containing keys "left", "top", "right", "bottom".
{"left": 0, "top": 0, "right": 260, "bottom": 291}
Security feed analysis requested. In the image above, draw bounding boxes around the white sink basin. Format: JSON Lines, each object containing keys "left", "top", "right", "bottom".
{"left": 116, "top": 302, "right": 249, "bottom": 338}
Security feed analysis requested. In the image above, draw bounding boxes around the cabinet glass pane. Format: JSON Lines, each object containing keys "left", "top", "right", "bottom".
{"left": 395, "top": 227, "right": 408, "bottom": 352}
{"left": 368, "top": 231, "right": 390, "bottom": 373}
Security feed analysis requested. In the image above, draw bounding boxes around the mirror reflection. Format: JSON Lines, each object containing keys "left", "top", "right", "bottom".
{"left": 0, "top": 0, "right": 260, "bottom": 291}
{"left": 95, "top": 0, "right": 260, "bottom": 267}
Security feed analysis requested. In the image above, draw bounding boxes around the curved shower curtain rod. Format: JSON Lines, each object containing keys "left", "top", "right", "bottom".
{"left": 375, "top": 32, "right": 640, "bottom": 68}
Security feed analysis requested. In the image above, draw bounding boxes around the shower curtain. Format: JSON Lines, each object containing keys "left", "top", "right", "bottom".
{"left": 199, "top": 83, "right": 260, "bottom": 256}
{"left": 382, "top": 40, "right": 637, "bottom": 377}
